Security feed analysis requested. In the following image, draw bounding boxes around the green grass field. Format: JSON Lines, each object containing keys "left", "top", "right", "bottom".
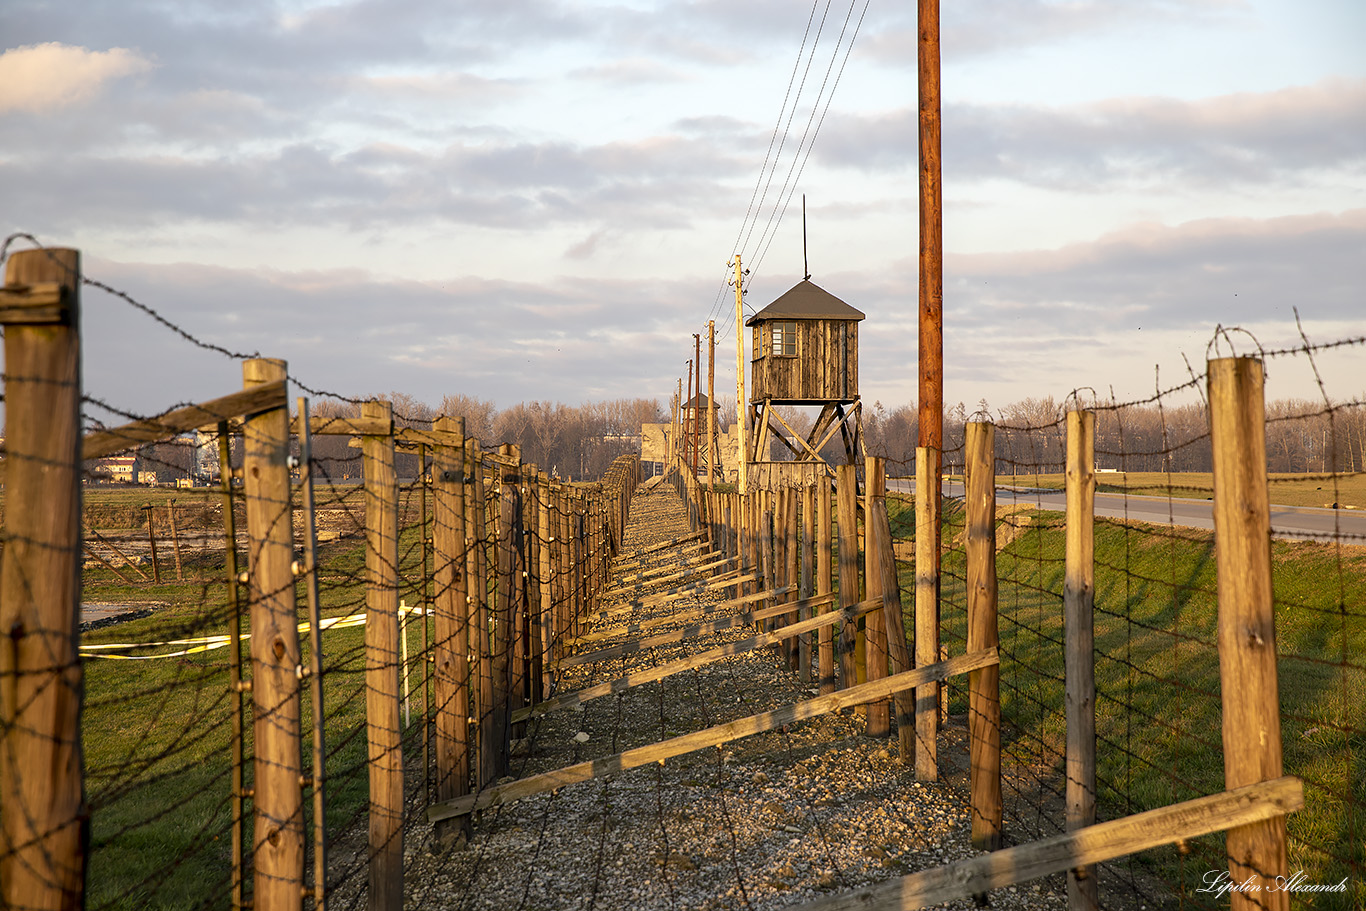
{"left": 882, "top": 494, "right": 1364, "bottom": 910}
{"left": 79, "top": 515, "right": 426, "bottom": 911}
{"left": 989, "top": 470, "right": 1366, "bottom": 510}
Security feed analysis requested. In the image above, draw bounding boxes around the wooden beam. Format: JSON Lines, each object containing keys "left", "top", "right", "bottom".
{"left": 587, "top": 570, "right": 760, "bottom": 623}
{"left": 82, "top": 380, "right": 288, "bottom": 460}
{"left": 561, "top": 591, "right": 833, "bottom": 667}
{"left": 579, "top": 587, "right": 793, "bottom": 643}
{"left": 610, "top": 541, "right": 710, "bottom": 577}
{"left": 289, "top": 414, "right": 391, "bottom": 436}
{"left": 393, "top": 426, "right": 463, "bottom": 449}
{"left": 515, "top": 597, "right": 882, "bottom": 723}
{"left": 428, "top": 647, "right": 999, "bottom": 822}
{"left": 602, "top": 554, "right": 732, "bottom": 595}
{"left": 785, "top": 777, "right": 1304, "bottom": 911}
{"left": 611, "top": 531, "right": 707, "bottom": 564}
{"left": 770, "top": 406, "right": 829, "bottom": 463}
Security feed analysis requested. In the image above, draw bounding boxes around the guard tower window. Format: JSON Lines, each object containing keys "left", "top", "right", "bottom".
{"left": 771, "top": 321, "right": 797, "bottom": 357}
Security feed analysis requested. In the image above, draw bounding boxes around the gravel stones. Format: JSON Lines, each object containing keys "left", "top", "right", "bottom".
{"left": 392, "top": 488, "right": 1068, "bottom": 911}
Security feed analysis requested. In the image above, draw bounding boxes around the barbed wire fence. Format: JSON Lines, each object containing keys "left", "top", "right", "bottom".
{"left": 3, "top": 234, "right": 1361, "bottom": 911}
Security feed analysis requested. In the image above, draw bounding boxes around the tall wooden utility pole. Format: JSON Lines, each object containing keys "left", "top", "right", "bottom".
{"left": 918, "top": 0, "right": 943, "bottom": 455}
{"left": 707, "top": 320, "right": 717, "bottom": 491}
{"left": 693, "top": 333, "right": 702, "bottom": 479}
{"left": 685, "top": 358, "right": 694, "bottom": 474}
{"left": 732, "top": 256, "right": 748, "bottom": 494}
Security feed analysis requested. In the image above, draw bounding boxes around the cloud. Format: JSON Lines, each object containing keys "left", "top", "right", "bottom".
{"left": 1, "top": 131, "right": 749, "bottom": 235}
{"left": 813, "top": 78, "right": 1366, "bottom": 187}
{"left": 0, "top": 42, "right": 154, "bottom": 113}
{"left": 74, "top": 256, "right": 713, "bottom": 414}
{"left": 572, "top": 58, "right": 688, "bottom": 85}
{"left": 859, "top": 0, "right": 1244, "bottom": 63}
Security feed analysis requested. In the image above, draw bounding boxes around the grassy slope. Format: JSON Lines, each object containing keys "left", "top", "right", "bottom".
{"left": 994, "top": 470, "right": 1366, "bottom": 510}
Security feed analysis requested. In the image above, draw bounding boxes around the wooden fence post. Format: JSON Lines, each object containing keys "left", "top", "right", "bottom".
{"left": 800, "top": 484, "right": 815, "bottom": 683}
{"left": 1065, "top": 410, "right": 1099, "bottom": 910}
{"left": 494, "top": 445, "right": 522, "bottom": 759}
{"left": 867, "top": 472, "right": 916, "bottom": 762}
{"left": 538, "top": 472, "right": 555, "bottom": 696}
{"left": 817, "top": 480, "right": 835, "bottom": 694}
{"left": 467, "top": 442, "right": 496, "bottom": 789}
{"left": 525, "top": 464, "right": 543, "bottom": 708}
{"left": 965, "top": 422, "right": 1002, "bottom": 852}
{"left": 784, "top": 487, "right": 800, "bottom": 671}
{"left": 915, "top": 446, "right": 941, "bottom": 780}
{"left": 836, "top": 465, "right": 860, "bottom": 690}
{"left": 238, "top": 358, "right": 308, "bottom": 909}
{"left": 1209, "top": 357, "right": 1289, "bottom": 909}
{"left": 864, "top": 459, "right": 891, "bottom": 735}
{"left": 431, "top": 417, "right": 469, "bottom": 846}
{"left": 142, "top": 503, "right": 162, "bottom": 583}
{"left": 361, "top": 400, "right": 403, "bottom": 911}
{"left": 0, "top": 247, "right": 86, "bottom": 910}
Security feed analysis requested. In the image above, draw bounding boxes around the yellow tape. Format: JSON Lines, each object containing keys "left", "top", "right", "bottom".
{"left": 81, "top": 604, "right": 429, "bottom": 660}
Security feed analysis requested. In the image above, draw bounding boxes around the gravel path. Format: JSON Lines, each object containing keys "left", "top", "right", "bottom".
{"left": 397, "top": 486, "right": 1071, "bottom": 911}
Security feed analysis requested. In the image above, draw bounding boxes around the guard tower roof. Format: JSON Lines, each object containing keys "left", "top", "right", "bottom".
{"left": 744, "top": 279, "right": 865, "bottom": 326}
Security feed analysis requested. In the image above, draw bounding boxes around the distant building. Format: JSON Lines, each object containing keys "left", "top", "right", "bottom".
{"left": 89, "top": 454, "right": 139, "bottom": 483}
{"left": 641, "top": 411, "right": 767, "bottom": 483}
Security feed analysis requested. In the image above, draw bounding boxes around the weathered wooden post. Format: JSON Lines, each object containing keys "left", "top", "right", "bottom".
{"left": 965, "top": 421, "right": 1002, "bottom": 851}
{"left": 495, "top": 444, "right": 522, "bottom": 757}
{"left": 1209, "top": 357, "right": 1290, "bottom": 909}
{"left": 538, "top": 471, "right": 555, "bottom": 695}
{"left": 524, "top": 463, "right": 543, "bottom": 707}
{"left": 362, "top": 400, "right": 403, "bottom": 911}
{"left": 784, "top": 487, "right": 800, "bottom": 671}
{"left": 467, "top": 442, "right": 496, "bottom": 789}
{"left": 836, "top": 465, "right": 860, "bottom": 689}
{"left": 142, "top": 503, "right": 162, "bottom": 583}
{"left": 863, "top": 459, "right": 891, "bottom": 736}
{"left": 915, "top": 445, "right": 942, "bottom": 779}
{"left": 239, "top": 358, "right": 307, "bottom": 909}
{"left": 168, "top": 499, "right": 185, "bottom": 580}
{"left": 866, "top": 466, "right": 916, "bottom": 762}
{"left": 799, "top": 483, "right": 815, "bottom": 683}
{"left": 217, "top": 422, "right": 248, "bottom": 911}
{"left": 1065, "top": 410, "right": 1099, "bottom": 910}
{"left": 0, "top": 247, "right": 86, "bottom": 911}
{"left": 431, "top": 417, "right": 469, "bottom": 846}
{"left": 817, "top": 480, "right": 835, "bottom": 694}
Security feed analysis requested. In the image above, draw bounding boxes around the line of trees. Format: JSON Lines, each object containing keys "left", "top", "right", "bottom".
{"left": 855, "top": 396, "right": 1366, "bottom": 476}
{"left": 307, "top": 394, "right": 665, "bottom": 482}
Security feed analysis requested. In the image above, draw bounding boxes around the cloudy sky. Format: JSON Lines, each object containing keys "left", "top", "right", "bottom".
{"left": 2, "top": 0, "right": 1363, "bottom": 426}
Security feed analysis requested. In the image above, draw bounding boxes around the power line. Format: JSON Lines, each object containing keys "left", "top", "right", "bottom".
{"left": 705, "top": 0, "right": 827, "bottom": 327}
{"left": 749, "top": 0, "right": 868, "bottom": 280}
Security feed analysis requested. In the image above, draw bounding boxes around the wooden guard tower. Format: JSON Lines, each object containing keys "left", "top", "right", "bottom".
{"left": 746, "top": 279, "right": 864, "bottom": 479}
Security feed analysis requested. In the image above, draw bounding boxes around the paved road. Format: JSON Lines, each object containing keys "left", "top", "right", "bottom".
{"left": 886, "top": 479, "right": 1366, "bottom": 544}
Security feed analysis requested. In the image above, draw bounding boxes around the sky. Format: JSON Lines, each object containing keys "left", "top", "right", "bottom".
{"left": 2, "top": 0, "right": 1364, "bottom": 428}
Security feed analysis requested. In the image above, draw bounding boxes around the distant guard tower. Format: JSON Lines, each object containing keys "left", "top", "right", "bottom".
{"left": 745, "top": 278, "right": 864, "bottom": 485}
